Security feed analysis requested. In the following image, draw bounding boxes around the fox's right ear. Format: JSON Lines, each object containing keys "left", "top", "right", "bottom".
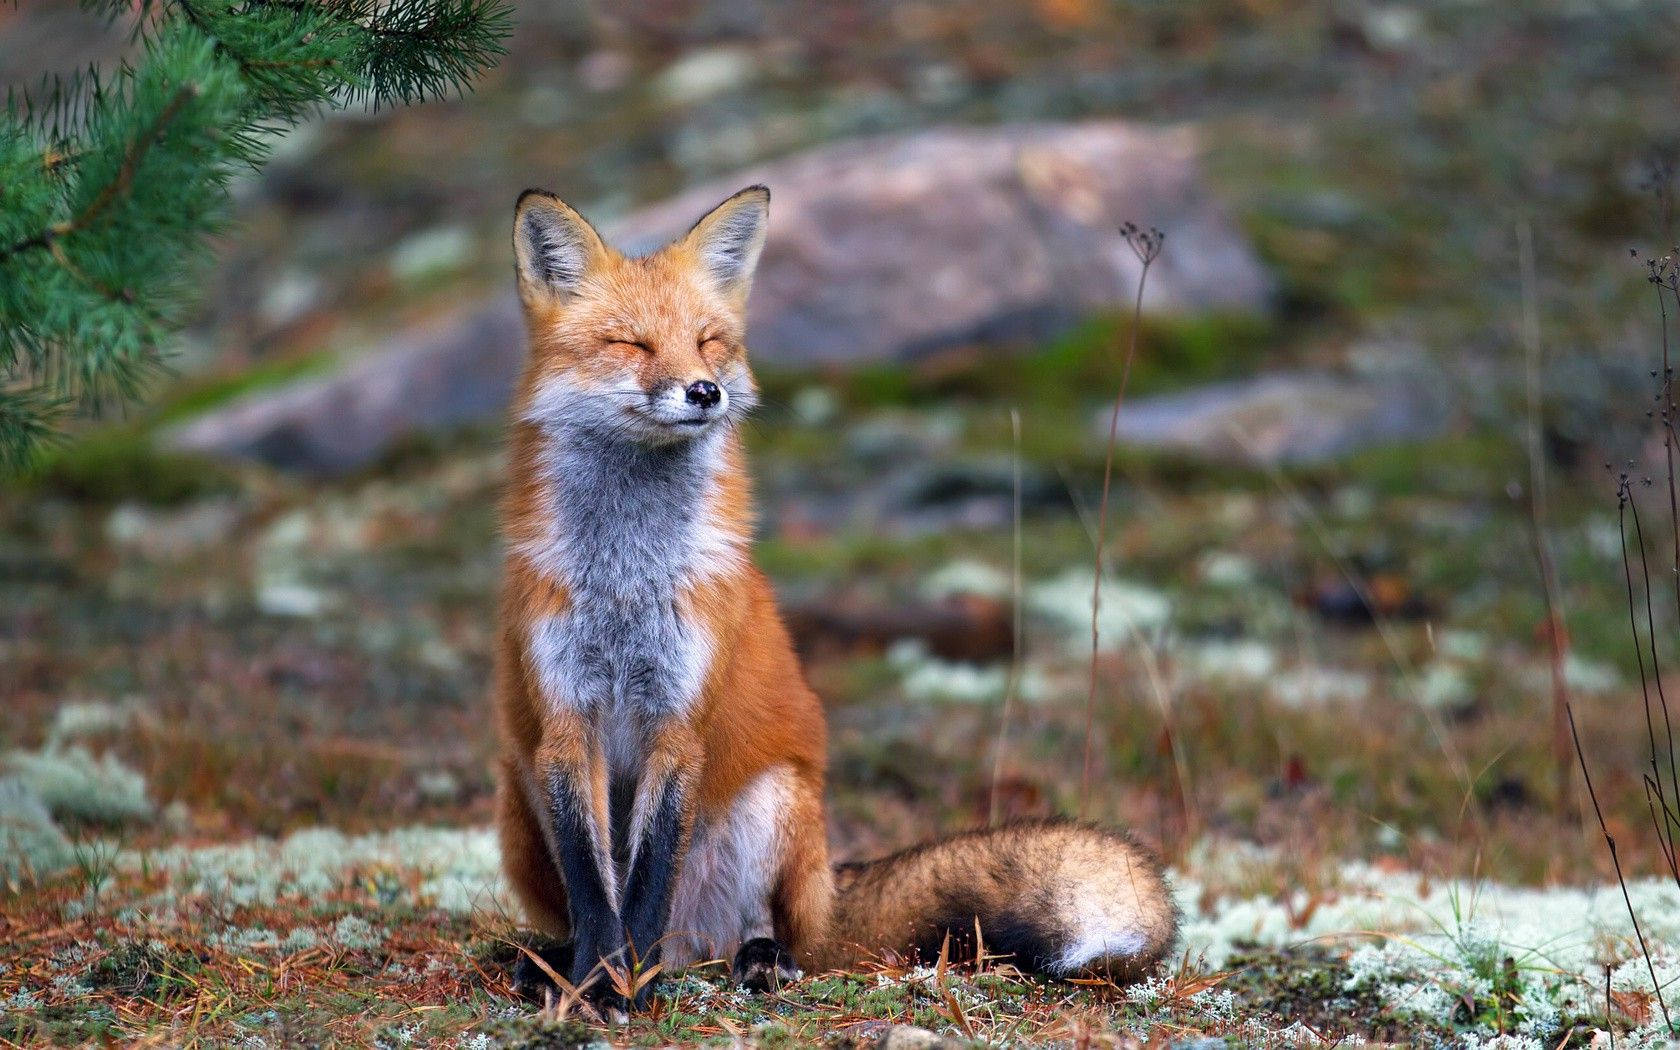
{"left": 513, "top": 190, "right": 607, "bottom": 303}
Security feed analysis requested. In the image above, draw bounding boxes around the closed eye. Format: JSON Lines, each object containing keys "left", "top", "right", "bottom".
{"left": 607, "top": 339, "right": 652, "bottom": 353}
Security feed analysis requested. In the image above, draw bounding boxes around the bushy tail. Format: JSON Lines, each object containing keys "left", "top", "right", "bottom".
{"left": 811, "top": 818, "right": 1178, "bottom": 981}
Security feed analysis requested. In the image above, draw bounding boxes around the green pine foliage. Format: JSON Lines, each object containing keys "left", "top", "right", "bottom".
{"left": 0, "top": 1, "right": 513, "bottom": 473}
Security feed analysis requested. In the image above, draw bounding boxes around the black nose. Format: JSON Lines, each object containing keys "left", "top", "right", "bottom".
{"left": 685, "top": 380, "right": 721, "bottom": 408}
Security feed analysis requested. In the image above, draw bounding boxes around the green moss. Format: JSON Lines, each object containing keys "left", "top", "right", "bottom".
{"left": 1333, "top": 432, "right": 1520, "bottom": 498}
{"left": 15, "top": 427, "right": 239, "bottom": 506}
{"left": 480, "top": 1014, "right": 620, "bottom": 1048}
{"left": 756, "top": 312, "right": 1277, "bottom": 415}
{"left": 1225, "top": 946, "right": 1416, "bottom": 1043}
{"left": 88, "top": 941, "right": 206, "bottom": 1003}
{"left": 151, "top": 352, "right": 336, "bottom": 426}
{"left": 0, "top": 1002, "right": 123, "bottom": 1044}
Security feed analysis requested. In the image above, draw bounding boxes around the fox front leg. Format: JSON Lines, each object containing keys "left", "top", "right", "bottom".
{"left": 534, "top": 726, "right": 629, "bottom": 1010}
{"left": 614, "top": 719, "right": 700, "bottom": 1007}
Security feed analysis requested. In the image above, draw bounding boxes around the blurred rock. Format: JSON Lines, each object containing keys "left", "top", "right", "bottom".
{"left": 170, "top": 122, "right": 1268, "bottom": 473}
{"left": 577, "top": 49, "right": 633, "bottom": 93}
{"left": 1297, "top": 571, "right": 1432, "bottom": 625}
{"left": 1101, "top": 372, "right": 1449, "bottom": 466}
{"left": 618, "top": 121, "right": 1272, "bottom": 363}
{"left": 166, "top": 304, "right": 525, "bottom": 475}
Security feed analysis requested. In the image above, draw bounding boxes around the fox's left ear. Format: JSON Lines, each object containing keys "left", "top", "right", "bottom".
{"left": 678, "top": 185, "right": 770, "bottom": 304}
{"left": 513, "top": 190, "right": 608, "bottom": 305}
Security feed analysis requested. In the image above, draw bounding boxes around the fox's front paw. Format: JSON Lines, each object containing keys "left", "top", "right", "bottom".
{"left": 578, "top": 980, "right": 632, "bottom": 1022}
{"left": 569, "top": 948, "right": 639, "bottom": 1019}
{"left": 511, "top": 939, "right": 575, "bottom": 1002}
{"left": 732, "top": 937, "right": 801, "bottom": 993}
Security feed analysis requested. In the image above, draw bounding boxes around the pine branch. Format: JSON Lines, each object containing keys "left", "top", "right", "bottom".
{"left": 327, "top": 0, "right": 513, "bottom": 108}
{"left": 0, "top": 386, "right": 67, "bottom": 474}
{"left": 0, "top": 1, "right": 511, "bottom": 471}
{"left": 1, "top": 85, "right": 199, "bottom": 261}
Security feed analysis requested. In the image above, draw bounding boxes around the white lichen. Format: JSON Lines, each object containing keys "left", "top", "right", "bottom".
{"left": 2, "top": 745, "right": 153, "bottom": 826}
{"left": 0, "top": 776, "right": 75, "bottom": 881}
{"left": 920, "top": 559, "right": 1012, "bottom": 602}
{"left": 888, "top": 640, "right": 1047, "bottom": 705}
{"left": 1183, "top": 639, "right": 1278, "bottom": 683}
{"left": 1027, "top": 568, "right": 1172, "bottom": 651}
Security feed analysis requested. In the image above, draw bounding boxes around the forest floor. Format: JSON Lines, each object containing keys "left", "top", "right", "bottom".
{"left": 5, "top": 394, "right": 1680, "bottom": 1046}
{"left": 8, "top": 0, "right": 1680, "bottom": 1044}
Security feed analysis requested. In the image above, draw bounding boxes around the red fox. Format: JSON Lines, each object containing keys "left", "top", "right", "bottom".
{"left": 494, "top": 184, "right": 1178, "bottom": 1011}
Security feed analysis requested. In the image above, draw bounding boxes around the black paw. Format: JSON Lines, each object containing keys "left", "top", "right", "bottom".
{"left": 732, "top": 937, "right": 801, "bottom": 993}
{"left": 579, "top": 980, "right": 632, "bottom": 1020}
{"left": 511, "top": 939, "right": 575, "bottom": 1002}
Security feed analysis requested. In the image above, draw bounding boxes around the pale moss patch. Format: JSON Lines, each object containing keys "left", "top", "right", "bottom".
{"left": 920, "top": 559, "right": 1011, "bottom": 601}
{"left": 1267, "top": 666, "right": 1371, "bottom": 708}
{"left": 1027, "top": 567, "right": 1172, "bottom": 651}
{"left": 125, "top": 825, "right": 507, "bottom": 913}
{"left": 44, "top": 700, "right": 140, "bottom": 748}
{"left": 1176, "top": 840, "right": 1680, "bottom": 1045}
{"left": 886, "top": 639, "right": 1046, "bottom": 704}
{"left": 0, "top": 777, "right": 75, "bottom": 881}
{"left": 2, "top": 745, "right": 153, "bottom": 826}
{"left": 1182, "top": 639, "right": 1278, "bottom": 683}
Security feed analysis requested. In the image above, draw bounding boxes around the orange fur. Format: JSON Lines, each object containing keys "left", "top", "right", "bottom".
{"left": 493, "top": 186, "right": 1175, "bottom": 998}
{"left": 495, "top": 186, "right": 833, "bottom": 968}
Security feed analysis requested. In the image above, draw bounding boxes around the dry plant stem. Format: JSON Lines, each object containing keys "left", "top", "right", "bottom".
{"left": 1567, "top": 703, "right": 1673, "bottom": 1031}
{"left": 1621, "top": 488, "right": 1680, "bottom": 884}
{"left": 1633, "top": 496, "right": 1680, "bottom": 834}
{"left": 1657, "top": 277, "right": 1680, "bottom": 632}
{"left": 1606, "top": 964, "right": 1616, "bottom": 1050}
{"left": 989, "top": 407, "right": 1024, "bottom": 825}
{"left": 1081, "top": 231, "right": 1158, "bottom": 819}
{"left": 1516, "top": 222, "right": 1578, "bottom": 822}
{"left": 1655, "top": 274, "right": 1680, "bottom": 849}
{"left": 1243, "top": 440, "right": 1482, "bottom": 835}
{"left": 1059, "top": 465, "right": 1193, "bottom": 840}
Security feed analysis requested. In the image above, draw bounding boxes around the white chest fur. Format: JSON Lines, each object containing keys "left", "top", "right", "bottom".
{"left": 520, "top": 425, "right": 733, "bottom": 749}
{"left": 662, "top": 764, "right": 790, "bottom": 966}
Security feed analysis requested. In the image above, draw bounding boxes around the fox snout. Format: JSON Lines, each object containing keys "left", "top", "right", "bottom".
{"left": 644, "top": 375, "right": 730, "bottom": 430}
{"left": 686, "top": 380, "right": 721, "bottom": 408}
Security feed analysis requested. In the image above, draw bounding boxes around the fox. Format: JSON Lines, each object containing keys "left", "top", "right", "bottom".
{"left": 493, "top": 183, "right": 1178, "bottom": 1012}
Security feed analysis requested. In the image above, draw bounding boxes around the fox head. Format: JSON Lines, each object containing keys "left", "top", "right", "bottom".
{"left": 511, "top": 185, "right": 768, "bottom": 445}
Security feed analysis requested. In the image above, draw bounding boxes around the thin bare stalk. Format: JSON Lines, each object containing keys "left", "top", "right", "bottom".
{"left": 989, "top": 407, "right": 1024, "bottom": 825}
{"left": 1654, "top": 268, "right": 1680, "bottom": 631}
{"left": 1607, "top": 964, "right": 1616, "bottom": 1050}
{"left": 1058, "top": 461, "right": 1193, "bottom": 839}
{"left": 1244, "top": 441, "right": 1481, "bottom": 825}
{"left": 1568, "top": 702, "right": 1673, "bottom": 1031}
{"left": 1628, "top": 490, "right": 1680, "bottom": 849}
{"left": 1081, "top": 222, "right": 1162, "bottom": 819}
{"left": 1516, "top": 221, "right": 1577, "bottom": 822}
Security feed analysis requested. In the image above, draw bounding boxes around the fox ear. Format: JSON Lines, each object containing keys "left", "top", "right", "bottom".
{"left": 678, "top": 185, "right": 769, "bottom": 303}
{"left": 513, "top": 190, "right": 607, "bottom": 302}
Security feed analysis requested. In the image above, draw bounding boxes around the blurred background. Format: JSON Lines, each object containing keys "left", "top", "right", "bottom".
{"left": 5, "top": 0, "right": 1680, "bottom": 891}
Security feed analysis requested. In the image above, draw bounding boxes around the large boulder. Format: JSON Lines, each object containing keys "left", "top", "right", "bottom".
{"left": 616, "top": 121, "right": 1270, "bottom": 363}
{"left": 167, "top": 305, "right": 526, "bottom": 476}
{"left": 1098, "top": 372, "right": 1451, "bottom": 466}
{"left": 169, "top": 122, "right": 1269, "bottom": 474}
